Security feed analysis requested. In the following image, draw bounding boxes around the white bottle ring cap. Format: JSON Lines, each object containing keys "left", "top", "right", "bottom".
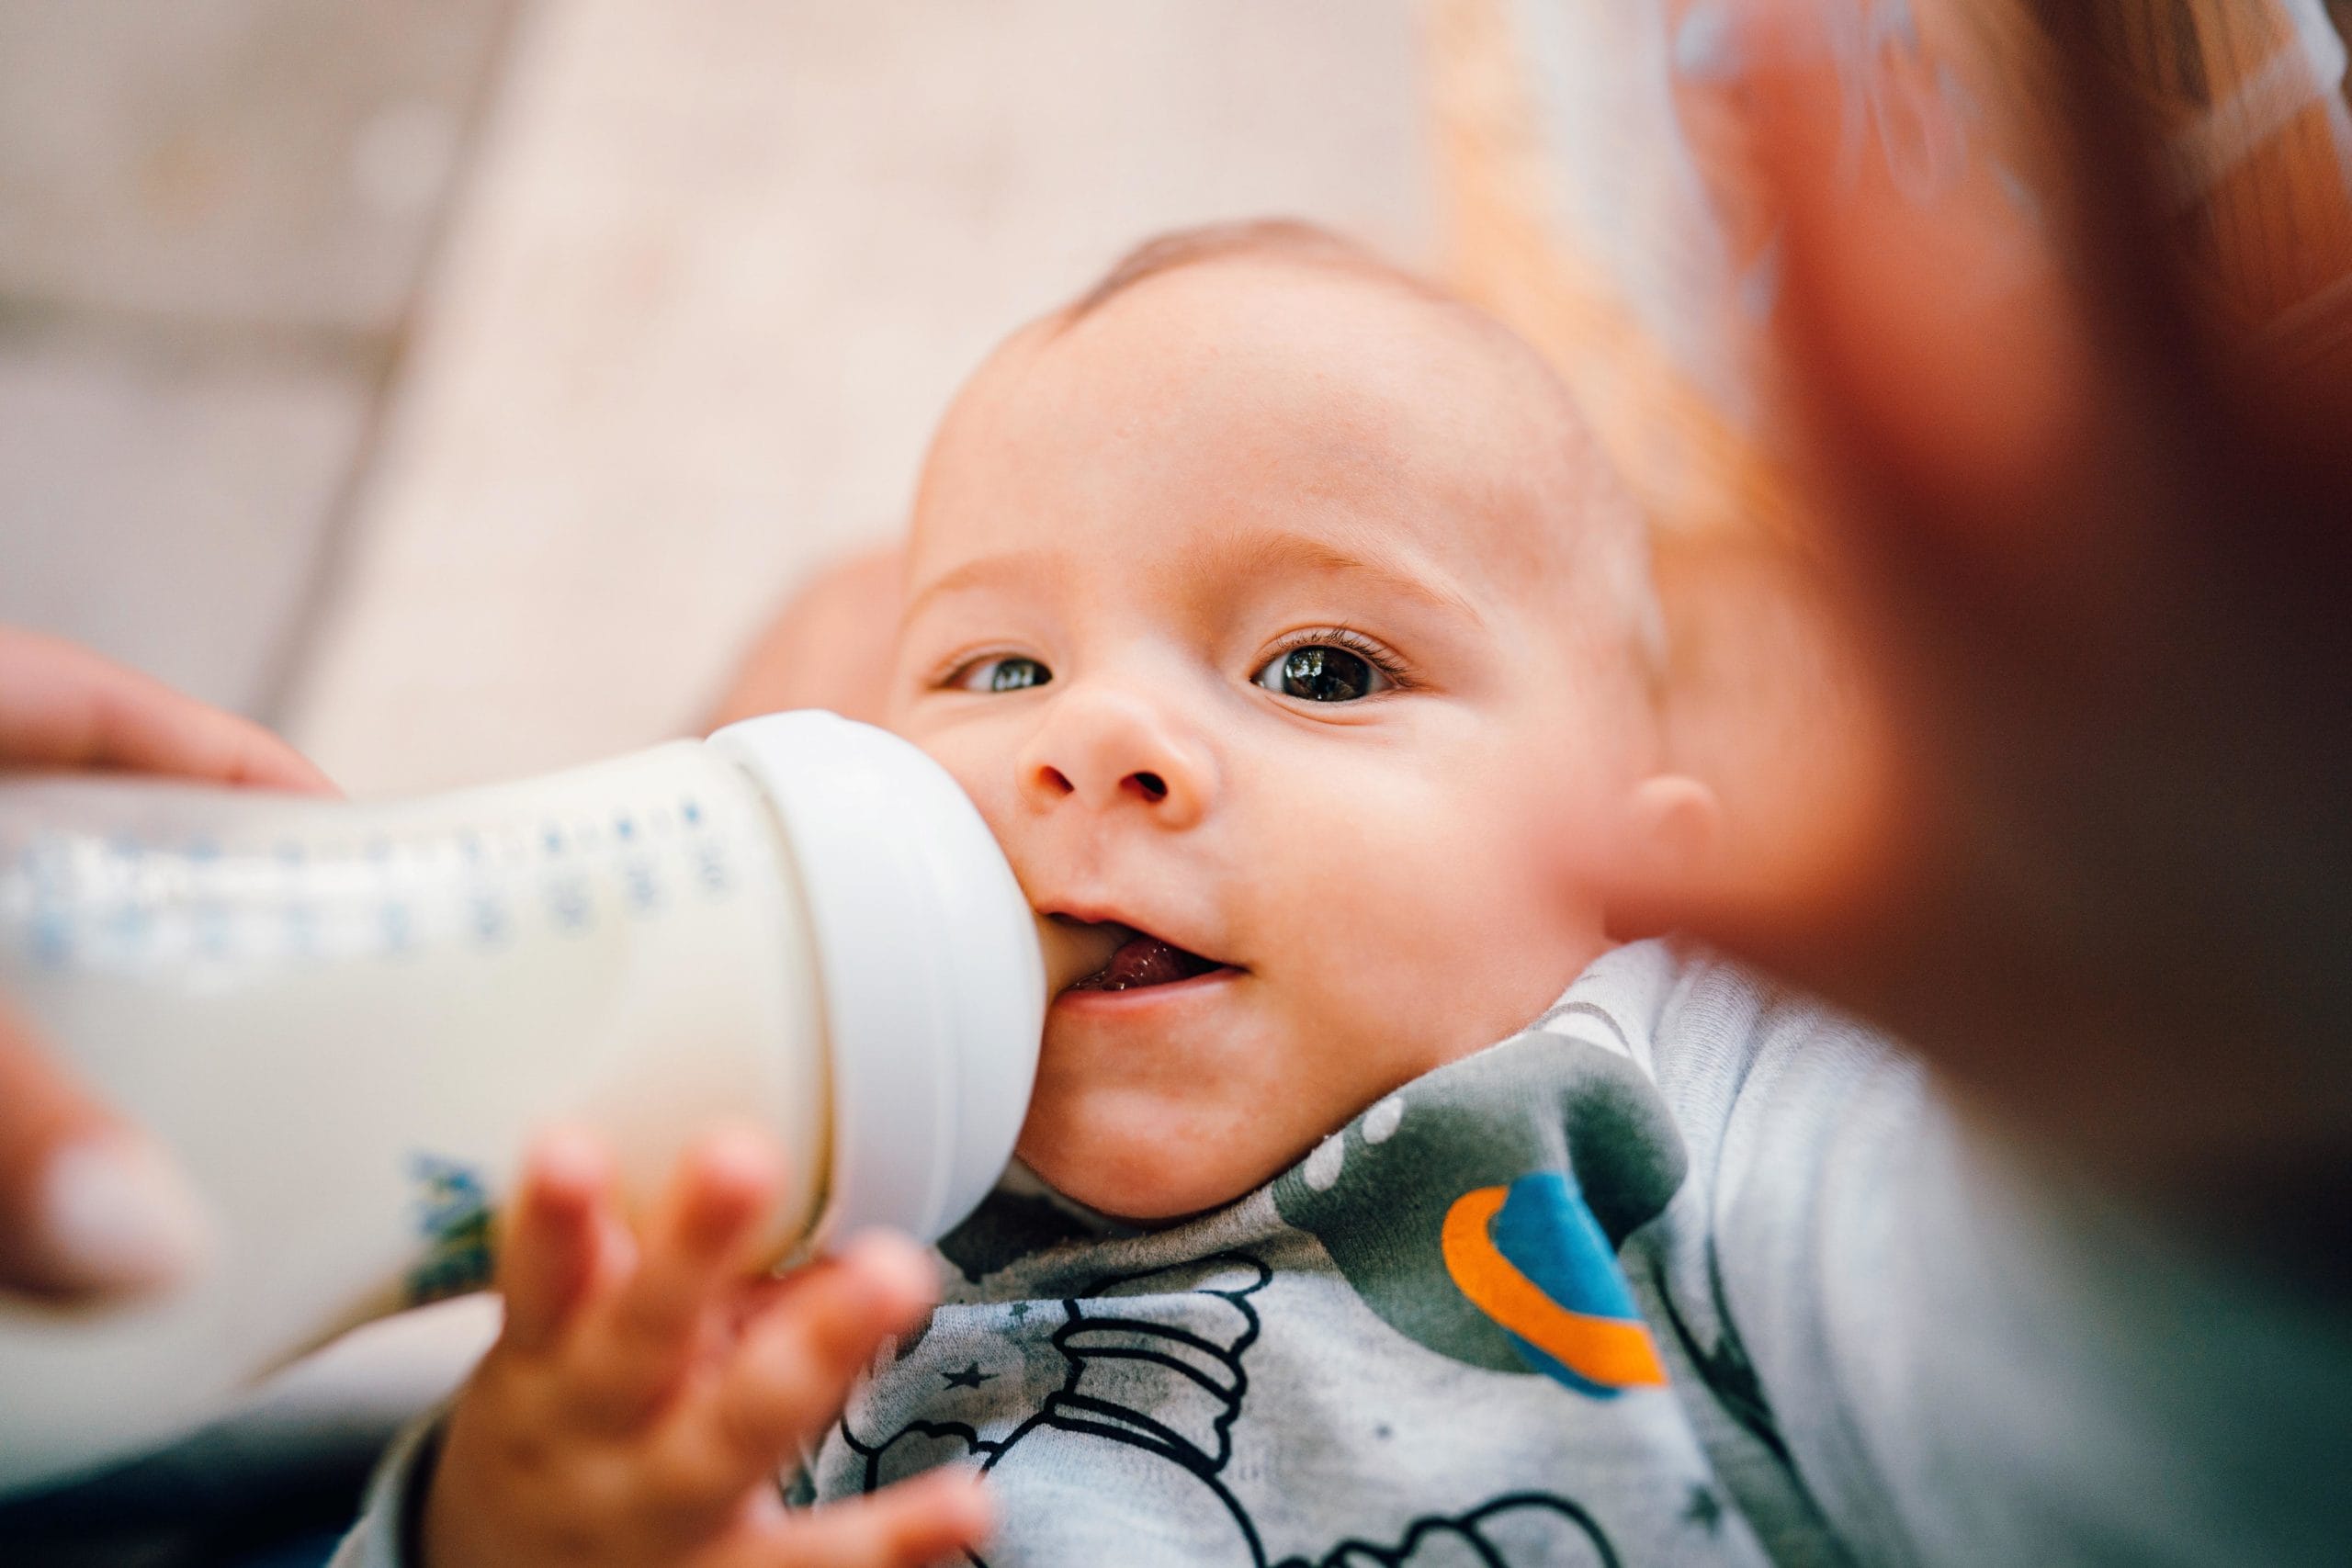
{"left": 709, "top": 712, "right": 1042, "bottom": 1247}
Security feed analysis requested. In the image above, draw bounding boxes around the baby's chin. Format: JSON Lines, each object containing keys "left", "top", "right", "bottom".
{"left": 1014, "top": 1099, "right": 1298, "bottom": 1224}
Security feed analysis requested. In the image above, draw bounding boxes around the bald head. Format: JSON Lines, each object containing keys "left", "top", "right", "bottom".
{"left": 924, "top": 220, "right": 1665, "bottom": 685}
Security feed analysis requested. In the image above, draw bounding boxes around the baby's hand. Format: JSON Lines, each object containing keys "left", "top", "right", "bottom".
{"left": 422, "top": 1126, "right": 989, "bottom": 1568}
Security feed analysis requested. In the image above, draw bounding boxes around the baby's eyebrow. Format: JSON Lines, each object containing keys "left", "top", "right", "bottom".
{"left": 901, "top": 547, "right": 1064, "bottom": 626}
{"left": 900, "top": 530, "right": 1483, "bottom": 626}
{"left": 1206, "top": 526, "right": 1485, "bottom": 625}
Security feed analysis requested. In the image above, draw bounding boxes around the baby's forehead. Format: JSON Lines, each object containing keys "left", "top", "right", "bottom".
{"left": 1024, "top": 250, "right": 1567, "bottom": 430}
{"left": 922, "top": 255, "right": 1605, "bottom": 594}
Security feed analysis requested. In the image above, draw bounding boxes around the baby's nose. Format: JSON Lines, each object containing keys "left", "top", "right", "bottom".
{"left": 1018, "top": 685, "right": 1214, "bottom": 828}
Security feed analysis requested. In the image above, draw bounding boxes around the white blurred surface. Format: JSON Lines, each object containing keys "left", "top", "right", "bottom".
{"left": 284, "top": 0, "right": 1430, "bottom": 795}
{"left": 0, "top": 0, "right": 514, "bottom": 720}
{"left": 0, "top": 332, "right": 371, "bottom": 717}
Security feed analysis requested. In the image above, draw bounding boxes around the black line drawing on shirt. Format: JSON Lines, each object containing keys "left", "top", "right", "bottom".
{"left": 1310, "top": 1493, "right": 1620, "bottom": 1568}
{"left": 1643, "top": 1248, "right": 1787, "bottom": 1463}
{"left": 839, "top": 1251, "right": 1619, "bottom": 1567}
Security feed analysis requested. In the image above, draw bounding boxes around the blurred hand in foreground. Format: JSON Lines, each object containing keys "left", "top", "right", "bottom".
{"left": 0, "top": 626, "right": 334, "bottom": 1299}
{"left": 1632, "top": 2, "right": 2352, "bottom": 1231}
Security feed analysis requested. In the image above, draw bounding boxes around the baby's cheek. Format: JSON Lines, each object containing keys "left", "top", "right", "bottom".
{"left": 901, "top": 726, "right": 992, "bottom": 804}
{"left": 1316, "top": 815, "right": 1586, "bottom": 1048}
{"left": 903, "top": 724, "right": 1032, "bottom": 863}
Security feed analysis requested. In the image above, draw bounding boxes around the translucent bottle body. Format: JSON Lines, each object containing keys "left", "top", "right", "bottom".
{"left": 0, "top": 739, "right": 829, "bottom": 1495}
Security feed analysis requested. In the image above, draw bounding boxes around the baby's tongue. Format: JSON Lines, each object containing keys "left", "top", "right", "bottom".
{"left": 1071, "top": 933, "right": 1216, "bottom": 992}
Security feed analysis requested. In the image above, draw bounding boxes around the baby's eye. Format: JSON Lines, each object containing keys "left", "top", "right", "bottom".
{"left": 1252, "top": 645, "right": 1390, "bottom": 703}
{"left": 950, "top": 655, "right": 1052, "bottom": 694}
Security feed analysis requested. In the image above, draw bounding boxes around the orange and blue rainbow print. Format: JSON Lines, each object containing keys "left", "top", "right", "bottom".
{"left": 1441, "top": 1170, "right": 1667, "bottom": 1397}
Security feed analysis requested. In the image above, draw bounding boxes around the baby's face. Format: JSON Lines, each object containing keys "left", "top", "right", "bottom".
{"left": 889, "top": 258, "right": 1664, "bottom": 1220}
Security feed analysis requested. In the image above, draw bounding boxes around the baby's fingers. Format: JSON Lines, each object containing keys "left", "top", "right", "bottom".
{"left": 680, "top": 1233, "right": 939, "bottom": 1493}
{"left": 569, "top": 1124, "right": 786, "bottom": 1428}
{"left": 498, "top": 1127, "right": 629, "bottom": 1354}
{"left": 754, "top": 1471, "right": 991, "bottom": 1568}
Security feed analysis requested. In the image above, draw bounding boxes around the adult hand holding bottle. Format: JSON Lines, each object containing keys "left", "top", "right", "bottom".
{"left": 0, "top": 626, "right": 333, "bottom": 1299}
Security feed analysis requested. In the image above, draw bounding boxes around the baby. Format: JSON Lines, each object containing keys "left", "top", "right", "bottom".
{"left": 347, "top": 224, "right": 1850, "bottom": 1568}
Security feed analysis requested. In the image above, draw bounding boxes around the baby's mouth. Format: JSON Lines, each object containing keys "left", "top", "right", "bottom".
{"left": 1068, "top": 928, "right": 1231, "bottom": 992}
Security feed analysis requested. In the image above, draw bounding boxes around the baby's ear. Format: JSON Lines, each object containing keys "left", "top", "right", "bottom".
{"left": 1616, "top": 774, "right": 1722, "bottom": 891}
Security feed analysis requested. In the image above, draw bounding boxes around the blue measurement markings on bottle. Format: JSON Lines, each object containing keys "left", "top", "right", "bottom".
{"left": 683, "top": 796, "right": 733, "bottom": 896}
{"left": 616, "top": 813, "right": 663, "bottom": 915}
{"left": 99, "top": 835, "right": 154, "bottom": 960}
{"left": 367, "top": 839, "right": 415, "bottom": 955}
{"left": 459, "top": 829, "right": 511, "bottom": 949}
{"left": 539, "top": 821, "right": 594, "bottom": 934}
{"left": 276, "top": 840, "right": 319, "bottom": 960}
{"left": 186, "top": 836, "right": 234, "bottom": 959}
{"left": 15, "top": 837, "right": 74, "bottom": 969}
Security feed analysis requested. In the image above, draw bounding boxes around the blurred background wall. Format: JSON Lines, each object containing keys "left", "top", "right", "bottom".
{"left": 5, "top": 0, "right": 2346, "bottom": 810}
{"left": 0, "top": 0, "right": 1428, "bottom": 795}
{"left": 0, "top": 2, "right": 516, "bottom": 746}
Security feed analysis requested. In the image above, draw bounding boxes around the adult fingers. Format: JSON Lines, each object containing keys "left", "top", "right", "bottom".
{"left": 1625, "top": 1, "right": 2174, "bottom": 964}
{"left": 1737, "top": 5, "right": 2116, "bottom": 599}
{"left": 740, "top": 1471, "right": 990, "bottom": 1568}
{"left": 1735, "top": 1, "right": 2252, "bottom": 655}
{"left": 0, "top": 626, "right": 334, "bottom": 794}
{"left": 682, "top": 1232, "right": 938, "bottom": 1495}
{"left": 0, "top": 999, "right": 207, "bottom": 1297}
{"left": 497, "top": 1126, "right": 625, "bottom": 1355}
{"left": 566, "top": 1124, "right": 785, "bottom": 1430}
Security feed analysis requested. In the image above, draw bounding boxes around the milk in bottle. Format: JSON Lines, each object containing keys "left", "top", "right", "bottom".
{"left": 0, "top": 711, "right": 1064, "bottom": 1497}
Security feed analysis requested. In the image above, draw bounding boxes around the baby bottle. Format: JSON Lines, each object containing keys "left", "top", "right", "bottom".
{"left": 0, "top": 711, "right": 1074, "bottom": 1498}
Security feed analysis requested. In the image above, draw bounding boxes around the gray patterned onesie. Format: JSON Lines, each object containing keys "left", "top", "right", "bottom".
{"left": 335, "top": 940, "right": 2351, "bottom": 1566}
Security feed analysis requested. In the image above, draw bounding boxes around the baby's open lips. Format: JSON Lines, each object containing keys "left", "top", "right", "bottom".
{"left": 1052, "top": 918, "right": 1238, "bottom": 993}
